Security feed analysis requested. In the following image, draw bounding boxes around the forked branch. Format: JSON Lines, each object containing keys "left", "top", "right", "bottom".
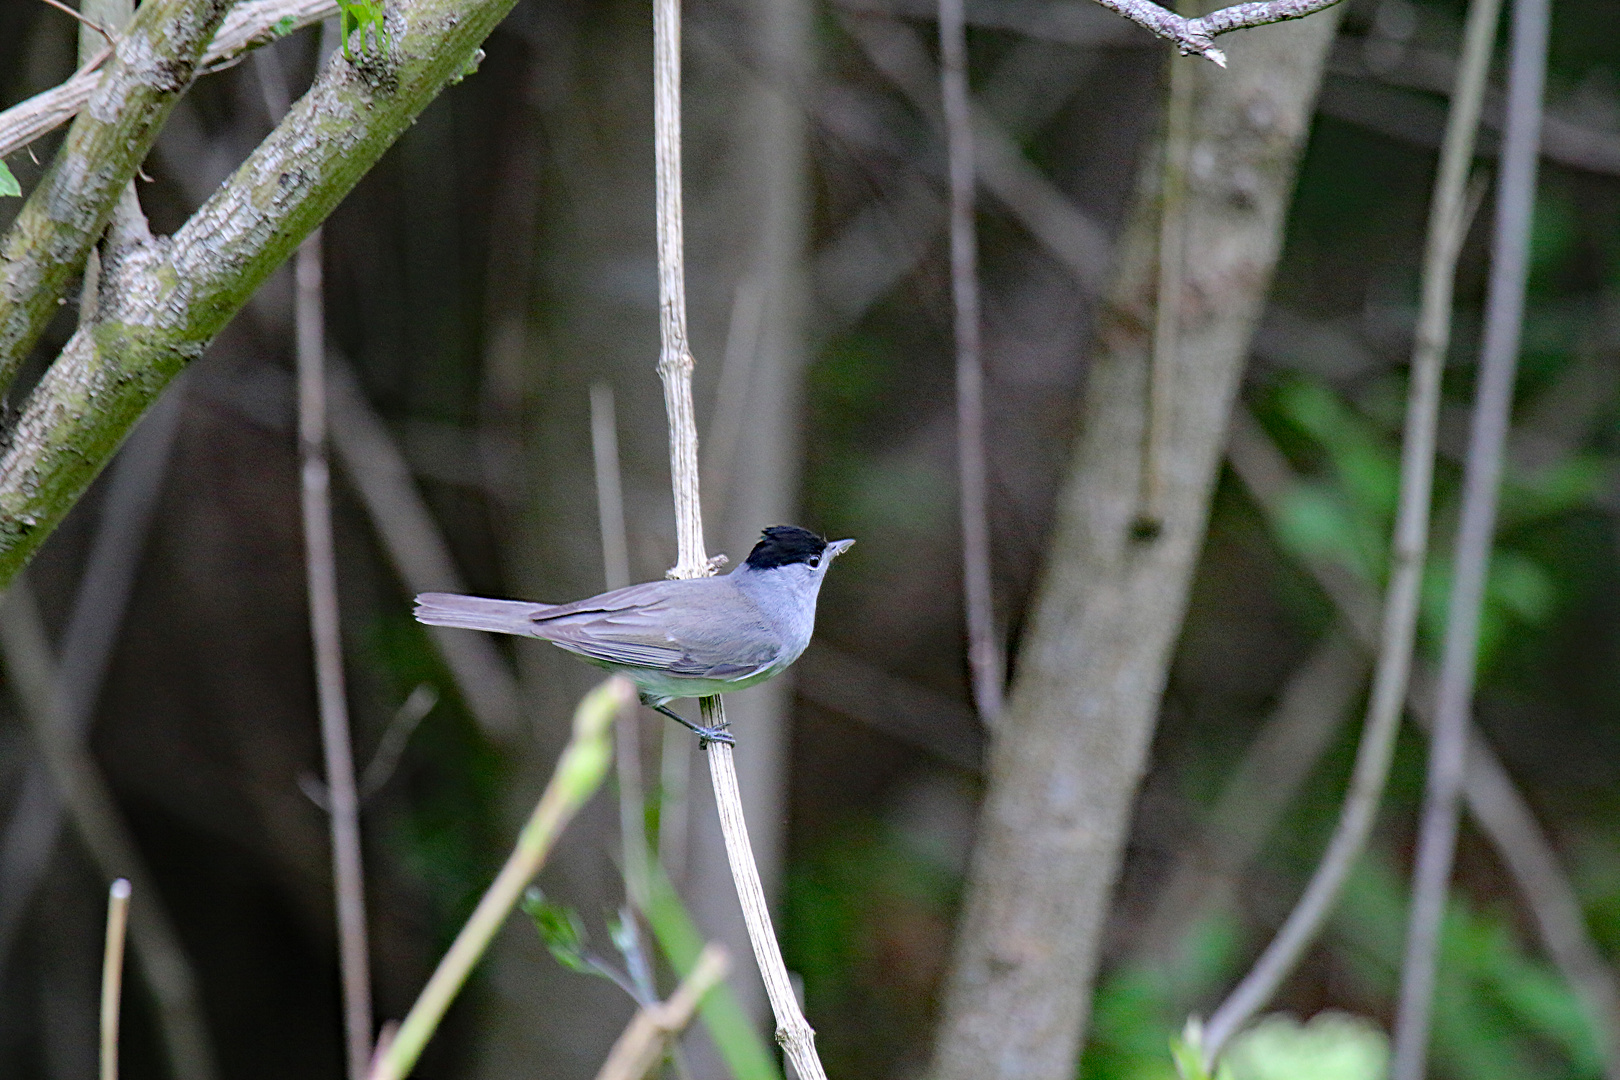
{"left": 1090, "top": 0, "right": 1347, "bottom": 66}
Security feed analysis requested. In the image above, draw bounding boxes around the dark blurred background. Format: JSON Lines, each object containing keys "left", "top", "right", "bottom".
{"left": 1, "top": 0, "right": 1619, "bottom": 1078}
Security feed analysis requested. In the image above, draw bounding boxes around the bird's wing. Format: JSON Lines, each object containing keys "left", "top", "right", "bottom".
{"left": 531, "top": 580, "right": 782, "bottom": 678}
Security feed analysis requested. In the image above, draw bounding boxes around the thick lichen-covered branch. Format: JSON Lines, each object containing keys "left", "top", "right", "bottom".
{"left": 0, "top": 0, "right": 517, "bottom": 585}
{"left": 0, "top": 0, "right": 232, "bottom": 390}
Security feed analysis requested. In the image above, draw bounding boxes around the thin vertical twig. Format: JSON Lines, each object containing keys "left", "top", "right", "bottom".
{"left": 1198, "top": 0, "right": 1504, "bottom": 1063}
{"left": 100, "top": 878, "right": 131, "bottom": 1080}
{"left": 650, "top": 0, "right": 828, "bottom": 1074}
{"left": 592, "top": 384, "right": 651, "bottom": 910}
{"left": 297, "top": 230, "right": 373, "bottom": 1080}
{"left": 938, "top": 0, "right": 1002, "bottom": 723}
{"left": 1137, "top": 17, "right": 1197, "bottom": 538}
{"left": 1390, "top": 0, "right": 1551, "bottom": 1072}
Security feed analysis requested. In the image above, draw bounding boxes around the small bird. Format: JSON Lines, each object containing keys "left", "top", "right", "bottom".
{"left": 414, "top": 526, "right": 854, "bottom": 744}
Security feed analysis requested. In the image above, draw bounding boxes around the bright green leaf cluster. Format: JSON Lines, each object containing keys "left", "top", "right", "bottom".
{"left": 0, "top": 161, "right": 19, "bottom": 199}
{"left": 336, "top": 0, "right": 388, "bottom": 59}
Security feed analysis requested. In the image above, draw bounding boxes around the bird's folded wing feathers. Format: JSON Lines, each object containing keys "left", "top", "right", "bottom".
{"left": 532, "top": 583, "right": 781, "bottom": 678}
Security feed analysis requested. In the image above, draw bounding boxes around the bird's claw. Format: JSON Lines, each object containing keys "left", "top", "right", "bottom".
{"left": 647, "top": 701, "right": 736, "bottom": 747}
{"left": 694, "top": 724, "right": 736, "bottom": 747}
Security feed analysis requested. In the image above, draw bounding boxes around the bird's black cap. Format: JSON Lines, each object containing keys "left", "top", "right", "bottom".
{"left": 744, "top": 525, "right": 829, "bottom": 570}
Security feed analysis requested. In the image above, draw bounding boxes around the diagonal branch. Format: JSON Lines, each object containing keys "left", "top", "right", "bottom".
{"left": 0, "top": 0, "right": 235, "bottom": 391}
{"left": 0, "top": 0, "right": 527, "bottom": 590}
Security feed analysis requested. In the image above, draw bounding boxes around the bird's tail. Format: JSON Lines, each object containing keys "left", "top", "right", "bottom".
{"left": 414, "top": 593, "right": 550, "bottom": 636}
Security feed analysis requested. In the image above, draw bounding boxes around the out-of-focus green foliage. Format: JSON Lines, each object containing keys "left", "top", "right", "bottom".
{"left": 1335, "top": 857, "right": 1603, "bottom": 1080}
{"left": 1221, "top": 1012, "right": 1387, "bottom": 1080}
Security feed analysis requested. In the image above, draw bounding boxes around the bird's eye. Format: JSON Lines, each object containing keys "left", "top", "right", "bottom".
{"left": 808, "top": 556, "right": 821, "bottom": 568}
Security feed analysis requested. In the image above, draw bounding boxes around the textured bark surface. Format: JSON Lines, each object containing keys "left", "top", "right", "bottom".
{"left": 928, "top": 15, "right": 1343, "bottom": 1080}
{"left": 0, "top": 0, "right": 519, "bottom": 585}
{"left": 0, "top": 0, "right": 231, "bottom": 390}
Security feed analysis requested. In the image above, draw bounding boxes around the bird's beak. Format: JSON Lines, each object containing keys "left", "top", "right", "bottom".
{"left": 827, "top": 539, "right": 855, "bottom": 559}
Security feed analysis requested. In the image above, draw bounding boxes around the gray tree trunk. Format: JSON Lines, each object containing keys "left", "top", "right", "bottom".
{"left": 929, "top": 16, "right": 1344, "bottom": 1080}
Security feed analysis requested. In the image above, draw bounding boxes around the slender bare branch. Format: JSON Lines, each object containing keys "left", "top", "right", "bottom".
{"left": 1390, "top": 0, "right": 1551, "bottom": 1071}
{"left": 1137, "top": 22, "right": 1197, "bottom": 537}
{"left": 296, "top": 228, "right": 373, "bottom": 1080}
{"left": 649, "top": 0, "right": 827, "bottom": 1073}
{"left": 0, "top": 0, "right": 336, "bottom": 162}
{"left": 937, "top": 0, "right": 1003, "bottom": 722}
{"left": 591, "top": 383, "right": 651, "bottom": 913}
{"left": 593, "top": 943, "right": 730, "bottom": 1080}
{"left": 100, "top": 878, "right": 131, "bottom": 1080}
{"left": 1196, "top": 0, "right": 1502, "bottom": 1061}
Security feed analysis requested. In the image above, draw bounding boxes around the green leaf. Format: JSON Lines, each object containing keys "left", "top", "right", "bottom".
{"left": 519, "top": 888, "right": 597, "bottom": 976}
{"left": 0, "top": 161, "right": 20, "bottom": 199}
{"left": 271, "top": 14, "right": 297, "bottom": 37}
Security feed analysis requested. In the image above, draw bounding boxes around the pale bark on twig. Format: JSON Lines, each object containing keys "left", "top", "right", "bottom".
{"left": 0, "top": 0, "right": 531, "bottom": 590}
{"left": 938, "top": 0, "right": 1003, "bottom": 724}
{"left": 296, "top": 229, "right": 373, "bottom": 1080}
{"left": 1390, "top": 0, "right": 1550, "bottom": 1071}
{"left": 0, "top": 0, "right": 337, "bottom": 162}
{"left": 1089, "top": 0, "right": 1346, "bottom": 66}
{"left": 1198, "top": 0, "right": 1501, "bottom": 1060}
{"left": 928, "top": 15, "right": 1341, "bottom": 1080}
{"left": 593, "top": 943, "right": 730, "bottom": 1080}
{"left": 650, "top": 0, "right": 826, "bottom": 1073}
{"left": 100, "top": 878, "right": 130, "bottom": 1080}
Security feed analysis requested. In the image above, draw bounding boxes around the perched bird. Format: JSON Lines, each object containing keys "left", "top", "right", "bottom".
{"left": 414, "top": 526, "right": 854, "bottom": 743}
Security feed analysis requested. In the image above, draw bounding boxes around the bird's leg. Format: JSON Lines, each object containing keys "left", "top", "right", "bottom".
{"left": 645, "top": 700, "right": 735, "bottom": 747}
